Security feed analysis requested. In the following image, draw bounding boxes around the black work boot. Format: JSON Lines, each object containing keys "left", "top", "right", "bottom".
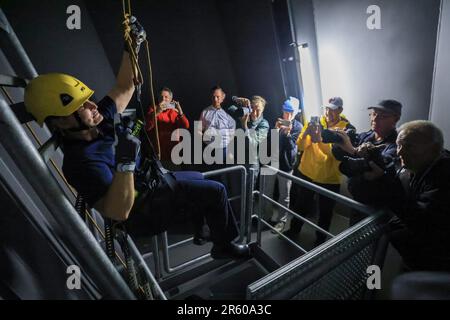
{"left": 210, "top": 242, "right": 251, "bottom": 260}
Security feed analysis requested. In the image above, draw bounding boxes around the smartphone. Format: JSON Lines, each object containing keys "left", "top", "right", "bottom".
{"left": 278, "top": 119, "right": 292, "bottom": 127}
{"left": 162, "top": 102, "right": 176, "bottom": 109}
{"left": 310, "top": 116, "right": 320, "bottom": 125}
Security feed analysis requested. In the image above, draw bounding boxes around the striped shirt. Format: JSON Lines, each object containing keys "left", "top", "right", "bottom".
{"left": 200, "top": 106, "right": 236, "bottom": 148}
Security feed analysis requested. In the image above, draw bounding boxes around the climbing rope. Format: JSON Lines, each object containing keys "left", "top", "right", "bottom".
{"left": 122, "top": 0, "right": 161, "bottom": 160}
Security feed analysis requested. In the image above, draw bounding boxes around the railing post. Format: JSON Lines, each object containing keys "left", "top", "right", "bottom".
{"left": 238, "top": 166, "right": 247, "bottom": 242}
{"left": 162, "top": 232, "right": 171, "bottom": 273}
{"left": 246, "top": 168, "right": 255, "bottom": 244}
{"left": 152, "top": 235, "right": 162, "bottom": 280}
{"left": 257, "top": 173, "right": 266, "bottom": 246}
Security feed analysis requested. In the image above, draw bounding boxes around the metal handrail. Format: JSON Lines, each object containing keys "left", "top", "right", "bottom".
{"left": 253, "top": 165, "right": 377, "bottom": 253}
{"left": 159, "top": 165, "right": 247, "bottom": 275}
{"left": 247, "top": 212, "right": 385, "bottom": 297}
{"left": 257, "top": 192, "right": 334, "bottom": 238}
{"left": 255, "top": 215, "right": 307, "bottom": 253}
{"left": 161, "top": 232, "right": 211, "bottom": 274}
{"left": 152, "top": 235, "right": 162, "bottom": 280}
{"left": 257, "top": 174, "right": 266, "bottom": 245}
{"left": 262, "top": 165, "right": 376, "bottom": 216}
{"left": 203, "top": 165, "right": 247, "bottom": 241}
{"left": 246, "top": 168, "right": 256, "bottom": 243}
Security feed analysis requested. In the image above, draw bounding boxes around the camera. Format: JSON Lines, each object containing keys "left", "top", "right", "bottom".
{"left": 228, "top": 105, "right": 252, "bottom": 118}
{"left": 236, "top": 106, "right": 252, "bottom": 118}
{"left": 321, "top": 129, "right": 343, "bottom": 143}
{"left": 340, "top": 143, "right": 390, "bottom": 177}
{"left": 321, "top": 128, "right": 358, "bottom": 144}
{"left": 229, "top": 96, "right": 252, "bottom": 118}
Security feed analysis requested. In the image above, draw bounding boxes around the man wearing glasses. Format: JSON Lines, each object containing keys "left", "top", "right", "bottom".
{"left": 333, "top": 100, "right": 402, "bottom": 223}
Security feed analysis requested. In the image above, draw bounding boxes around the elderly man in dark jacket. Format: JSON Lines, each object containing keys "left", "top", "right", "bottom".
{"left": 388, "top": 120, "right": 450, "bottom": 271}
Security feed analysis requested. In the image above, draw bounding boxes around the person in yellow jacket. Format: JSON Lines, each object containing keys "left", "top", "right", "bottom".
{"left": 286, "top": 97, "right": 355, "bottom": 246}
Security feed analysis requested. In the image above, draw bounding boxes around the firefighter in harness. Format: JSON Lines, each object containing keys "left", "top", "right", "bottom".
{"left": 23, "top": 15, "right": 249, "bottom": 260}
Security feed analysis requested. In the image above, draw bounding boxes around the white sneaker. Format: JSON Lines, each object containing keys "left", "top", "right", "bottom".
{"left": 271, "top": 221, "right": 286, "bottom": 234}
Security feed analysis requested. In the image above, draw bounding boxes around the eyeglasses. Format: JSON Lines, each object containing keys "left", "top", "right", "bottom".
{"left": 369, "top": 112, "right": 394, "bottom": 119}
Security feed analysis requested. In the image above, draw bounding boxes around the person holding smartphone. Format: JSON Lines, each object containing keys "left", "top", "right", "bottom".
{"left": 286, "top": 97, "right": 355, "bottom": 246}
{"left": 145, "top": 87, "right": 189, "bottom": 169}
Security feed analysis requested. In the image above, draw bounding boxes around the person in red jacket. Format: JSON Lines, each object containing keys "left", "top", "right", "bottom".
{"left": 145, "top": 87, "right": 189, "bottom": 168}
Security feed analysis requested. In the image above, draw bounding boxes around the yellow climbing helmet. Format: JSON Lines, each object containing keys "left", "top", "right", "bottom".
{"left": 24, "top": 73, "right": 94, "bottom": 126}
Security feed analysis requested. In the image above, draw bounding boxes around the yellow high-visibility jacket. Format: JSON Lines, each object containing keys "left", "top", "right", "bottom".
{"left": 297, "top": 115, "right": 353, "bottom": 185}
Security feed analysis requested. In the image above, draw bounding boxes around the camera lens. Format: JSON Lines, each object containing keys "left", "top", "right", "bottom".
{"left": 321, "top": 129, "right": 343, "bottom": 144}
{"left": 235, "top": 107, "right": 251, "bottom": 118}
{"left": 340, "top": 157, "right": 371, "bottom": 177}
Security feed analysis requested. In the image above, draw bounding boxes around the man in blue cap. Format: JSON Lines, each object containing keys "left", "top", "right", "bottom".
{"left": 269, "top": 97, "right": 303, "bottom": 233}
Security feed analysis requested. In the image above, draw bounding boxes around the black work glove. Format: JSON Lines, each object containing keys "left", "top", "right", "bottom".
{"left": 113, "top": 114, "right": 141, "bottom": 173}
{"left": 125, "top": 16, "right": 146, "bottom": 55}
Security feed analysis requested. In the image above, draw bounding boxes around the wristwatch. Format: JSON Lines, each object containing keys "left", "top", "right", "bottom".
{"left": 116, "top": 163, "right": 136, "bottom": 173}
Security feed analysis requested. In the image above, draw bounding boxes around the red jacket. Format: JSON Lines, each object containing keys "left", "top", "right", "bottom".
{"left": 145, "top": 107, "right": 190, "bottom": 161}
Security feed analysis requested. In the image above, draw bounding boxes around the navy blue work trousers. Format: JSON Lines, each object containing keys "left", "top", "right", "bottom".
{"left": 128, "top": 171, "right": 239, "bottom": 245}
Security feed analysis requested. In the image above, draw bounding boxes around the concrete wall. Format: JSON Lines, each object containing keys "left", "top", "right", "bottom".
{"left": 430, "top": 0, "right": 450, "bottom": 149}
{"left": 85, "top": 0, "right": 285, "bottom": 124}
{"left": 2, "top": 0, "right": 115, "bottom": 98}
{"left": 311, "top": 0, "right": 440, "bottom": 132}
{"left": 217, "top": 0, "right": 286, "bottom": 124}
